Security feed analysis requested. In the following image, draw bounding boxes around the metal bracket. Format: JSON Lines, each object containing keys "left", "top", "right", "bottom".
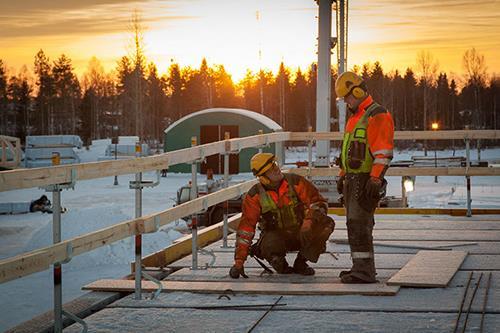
{"left": 202, "top": 198, "right": 208, "bottom": 212}
{"left": 152, "top": 216, "right": 161, "bottom": 233}
{"left": 59, "top": 243, "right": 73, "bottom": 264}
{"left": 41, "top": 168, "right": 77, "bottom": 192}
{"left": 142, "top": 271, "right": 163, "bottom": 300}
{"left": 62, "top": 310, "right": 88, "bottom": 333}
{"left": 129, "top": 171, "right": 160, "bottom": 189}
{"left": 197, "top": 248, "right": 217, "bottom": 269}
{"left": 199, "top": 147, "right": 205, "bottom": 161}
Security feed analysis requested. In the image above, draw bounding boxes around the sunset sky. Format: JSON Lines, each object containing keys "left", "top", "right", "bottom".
{"left": 1, "top": 0, "right": 499, "bottom": 82}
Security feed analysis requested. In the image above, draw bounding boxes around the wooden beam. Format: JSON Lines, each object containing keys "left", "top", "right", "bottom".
{"left": 387, "top": 250, "right": 467, "bottom": 287}
{"left": 137, "top": 214, "right": 242, "bottom": 269}
{"left": 2, "top": 130, "right": 498, "bottom": 192}
{"left": 289, "top": 166, "right": 500, "bottom": 177}
{"left": 290, "top": 130, "right": 500, "bottom": 141}
{"left": 0, "top": 133, "right": 288, "bottom": 192}
{"left": 328, "top": 207, "right": 500, "bottom": 216}
{"left": 83, "top": 279, "right": 400, "bottom": 296}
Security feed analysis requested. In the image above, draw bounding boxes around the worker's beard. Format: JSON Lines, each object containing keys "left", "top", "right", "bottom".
{"left": 266, "top": 173, "right": 284, "bottom": 189}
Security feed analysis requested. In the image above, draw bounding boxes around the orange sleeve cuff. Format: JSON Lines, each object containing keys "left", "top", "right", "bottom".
{"left": 370, "top": 164, "right": 386, "bottom": 178}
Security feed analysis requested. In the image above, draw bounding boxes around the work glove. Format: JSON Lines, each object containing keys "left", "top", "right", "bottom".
{"left": 229, "top": 260, "right": 248, "bottom": 279}
{"left": 300, "top": 219, "right": 314, "bottom": 246}
{"left": 336, "top": 175, "right": 345, "bottom": 195}
{"left": 365, "top": 177, "right": 383, "bottom": 201}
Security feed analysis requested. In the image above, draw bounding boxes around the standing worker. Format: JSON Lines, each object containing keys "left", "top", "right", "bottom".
{"left": 335, "top": 71, "right": 394, "bottom": 283}
{"left": 229, "top": 153, "right": 335, "bottom": 278}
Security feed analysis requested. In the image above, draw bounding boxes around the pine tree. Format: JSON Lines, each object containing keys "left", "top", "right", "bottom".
{"left": 390, "top": 70, "right": 405, "bottom": 130}
{"left": 289, "top": 67, "right": 309, "bottom": 132}
{"left": 7, "top": 68, "right": 32, "bottom": 139}
{"left": 0, "top": 60, "right": 7, "bottom": 135}
{"left": 305, "top": 63, "right": 317, "bottom": 130}
{"left": 275, "top": 62, "right": 291, "bottom": 129}
{"left": 403, "top": 68, "right": 417, "bottom": 130}
{"left": 34, "top": 49, "right": 54, "bottom": 134}
{"left": 116, "top": 56, "right": 134, "bottom": 135}
{"left": 241, "top": 70, "right": 259, "bottom": 113}
{"left": 212, "top": 64, "right": 238, "bottom": 108}
{"left": 146, "top": 62, "right": 166, "bottom": 141}
{"left": 436, "top": 73, "right": 450, "bottom": 129}
{"left": 165, "top": 62, "right": 183, "bottom": 121}
{"left": 52, "top": 54, "right": 81, "bottom": 134}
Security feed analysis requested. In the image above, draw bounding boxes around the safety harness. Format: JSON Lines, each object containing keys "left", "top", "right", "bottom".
{"left": 256, "top": 174, "right": 304, "bottom": 231}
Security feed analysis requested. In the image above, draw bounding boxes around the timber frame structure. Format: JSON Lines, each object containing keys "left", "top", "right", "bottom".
{"left": 1, "top": 129, "right": 499, "bottom": 285}
{"left": 0, "top": 135, "right": 22, "bottom": 170}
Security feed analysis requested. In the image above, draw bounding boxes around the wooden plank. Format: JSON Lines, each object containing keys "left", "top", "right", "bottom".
{"left": 290, "top": 166, "right": 500, "bottom": 178}
{"left": 138, "top": 214, "right": 241, "bottom": 269}
{"left": 83, "top": 279, "right": 400, "bottom": 296}
{"left": 331, "top": 229, "right": 500, "bottom": 241}
{"left": 2, "top": 130, "right": 498, "bottom": 192}
{"left": 170, "top": 251, "right": 499, "bottom": 270}
{"left": 387, "top": 250, "right": 467, "bottom": 287}
{"left": 0, "top": 133, "right": 286, "bottom": 192}
{"left": 329, "top": 220, "right": 500, "bottom": 230}
{"left": 290, "top": 130, "right": 500, "bottom": 141}
{"left": 329, "top": 207, "right": 500, "bottom": 216}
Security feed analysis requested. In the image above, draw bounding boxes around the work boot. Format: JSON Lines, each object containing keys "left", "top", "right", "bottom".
{"left": 270, "top": 256, "right": 293, "bottom": 274}
{"left": 340, "top": 271, "right": 377, "bottom": 284}
{"left": 339, "top": 270, "right": 351, "bottom": 278}
{"left": 340, "top": 257, "right": 377, "bottom": 283}
{"left": 293, "top": 253, "right": 315, "bottom": 276}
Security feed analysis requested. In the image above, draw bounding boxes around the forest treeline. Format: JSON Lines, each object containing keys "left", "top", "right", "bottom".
{"left": 0, "top": 47, "right": 498, "bottom": 147}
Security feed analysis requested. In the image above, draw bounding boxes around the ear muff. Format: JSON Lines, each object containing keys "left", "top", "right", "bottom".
{"left": 351, "top": 86, "right": 365, "bottom": 99}
{"left": 258, "top": 175, "right": 271, "bottom": 185}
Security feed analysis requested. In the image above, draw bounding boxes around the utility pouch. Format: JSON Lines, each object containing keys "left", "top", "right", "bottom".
{"left": 348, "top": 139, "right": 366, "bottom": 170}
{"left": 260, "top": 211, "right": 279, "bottom": 230}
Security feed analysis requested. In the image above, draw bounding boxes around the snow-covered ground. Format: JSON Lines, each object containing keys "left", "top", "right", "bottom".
{"left": 0, "top": 145, "right": 499, "bottom": 331}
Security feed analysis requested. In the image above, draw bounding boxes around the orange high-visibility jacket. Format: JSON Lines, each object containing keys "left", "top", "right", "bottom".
{"left": 234, "top": 173, "right": 328, "bottom": 264}
{"left": 340, "top": 95, "right": 395, "bottom": 178}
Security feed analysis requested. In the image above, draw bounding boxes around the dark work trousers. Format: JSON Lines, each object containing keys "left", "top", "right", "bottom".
{"left": 257, "top": 222, "right": 330, "bottom": 271}
{"left": 343, "top": 173, "right": 377, "bottom": 281}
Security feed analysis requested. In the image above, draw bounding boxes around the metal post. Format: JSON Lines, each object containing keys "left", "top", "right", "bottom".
{"left": 134, "top": 142, "right": 143, "bottom": 300}
{"left": 222, "top": 132, "right": 230, "bottom": 248}
{"left": 51, "top": 152, "right": 63, "bottom": 333}
{"left": 336, "top": 0, "right": 348, "bottom": 133}
{"left": 465, "top": 137, "right": 472, "bottom": 217}
{"left": 401, "top": 177, "right": 407, "bottom": 208}
{"left": 315, "top": 0, "right": 333, "bottom": 167}
{"left": 307, "top": 126, "right": 313, "bottom": 180}
{"left": 275, "top": 130, "right": 284, "bottom": 167}
{"left": 258, "top": 129, "right": 263, "bottom": 154}
{"left": 434, "top": 148, "right": 438, "bottom": 183}
{"left": 113, "top": 126, "right": 119, "bottom": 185}
{"left": 477, "top": 139, "right": 481, "bottom": 161}
{"left": 191, "top": 137, "right": 199, "bottom": 269}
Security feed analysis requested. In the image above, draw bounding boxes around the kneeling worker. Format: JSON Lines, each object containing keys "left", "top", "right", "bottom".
{"left": 229, "top": 153, "right": 335, "bottom": 278}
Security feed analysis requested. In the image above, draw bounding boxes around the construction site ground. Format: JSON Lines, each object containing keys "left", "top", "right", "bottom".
{"left": 65, "top": 214, "right": 500, "bottom": 332}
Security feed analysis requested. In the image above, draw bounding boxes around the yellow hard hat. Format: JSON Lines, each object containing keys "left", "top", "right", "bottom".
{"left": 335, "top": 71, "right": 366, "bottom": 99}
{"left": 250, "top": 153, "right": 276, "bottom": 176}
